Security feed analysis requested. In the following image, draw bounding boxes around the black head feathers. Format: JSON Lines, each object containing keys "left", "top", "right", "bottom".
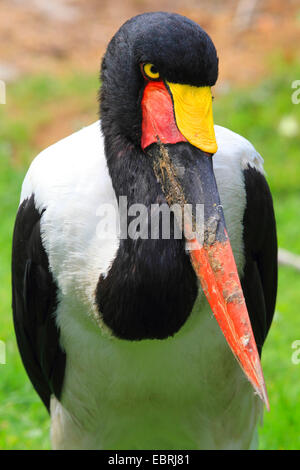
{"left": 100, "top": 12, "right": 218, "bottom": 146}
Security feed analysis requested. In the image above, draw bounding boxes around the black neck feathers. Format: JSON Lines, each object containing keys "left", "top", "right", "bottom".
{"left": 95, "top": 134, "right": 198, "bottom": 340}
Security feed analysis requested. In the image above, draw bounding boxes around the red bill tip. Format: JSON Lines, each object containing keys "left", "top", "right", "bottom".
{"left": 188, "top": 234, "right": 269, "bottom": 410}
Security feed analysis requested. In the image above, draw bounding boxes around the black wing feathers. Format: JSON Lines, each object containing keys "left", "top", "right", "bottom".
{"left": 12, "top": 195, "right": 66, "bottom": 411}
{"left": 241, "top": 166, "right": 278, "bottom": 355}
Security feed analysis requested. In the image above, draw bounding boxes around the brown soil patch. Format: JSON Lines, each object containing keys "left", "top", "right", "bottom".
{"left": 1, "top": 0, "right": 299, "bottom": 84}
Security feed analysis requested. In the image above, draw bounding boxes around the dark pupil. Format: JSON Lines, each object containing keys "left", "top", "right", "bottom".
{"left": 150, "top": 65, "right": 158, "bottom": 75}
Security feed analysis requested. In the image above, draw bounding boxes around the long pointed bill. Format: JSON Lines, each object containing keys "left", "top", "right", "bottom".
{"left": 141, "top": 80, "right": 269, "bottom": 409}
{"left": 189, "top": 232, "right": 269, "bottom": 409}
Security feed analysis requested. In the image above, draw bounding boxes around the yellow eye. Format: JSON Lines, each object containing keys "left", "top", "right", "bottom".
{"left": 143, "top": 63, "right": 160, "bottom": 80}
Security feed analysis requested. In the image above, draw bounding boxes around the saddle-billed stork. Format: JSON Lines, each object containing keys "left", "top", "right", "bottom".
{"left": 12, "top": 12, "right": 277, "bottom": 449}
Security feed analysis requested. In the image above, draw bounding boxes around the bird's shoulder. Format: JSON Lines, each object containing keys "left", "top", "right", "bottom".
{"left": 213, "top": 125, "right": 264, "bottom": 174}
{"left": 213, "top": 127, "right": 277, "bottom": 352}
{"left": 20, "top": 120, "right": 109, "bottom": 209}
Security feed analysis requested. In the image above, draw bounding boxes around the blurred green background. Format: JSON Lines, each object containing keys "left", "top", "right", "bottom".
{"left": 0, "top": 0, "right": 300, "bottom": 450}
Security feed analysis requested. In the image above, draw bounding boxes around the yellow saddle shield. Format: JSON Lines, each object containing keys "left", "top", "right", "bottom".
{"left": 167, "top": 82, "right": 218, "bottom": 154}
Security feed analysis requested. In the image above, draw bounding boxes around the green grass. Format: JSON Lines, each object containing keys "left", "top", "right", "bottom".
{"left": 0, "top": 59, "right": 300, "bottom": 449}
{"left": 0, "top": 74, "right": 99, "bottom": 449}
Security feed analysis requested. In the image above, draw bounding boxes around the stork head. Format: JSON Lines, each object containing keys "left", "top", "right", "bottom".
{"left": 100, "top": 12, "right": 218, "bottom": 146}
{"left": 99, "top": 12, "right": 268, "bottom": 408}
